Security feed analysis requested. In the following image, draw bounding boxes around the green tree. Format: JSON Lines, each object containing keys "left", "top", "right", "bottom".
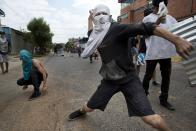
{"left": 23, "top": 32, "right": 33, "bottom": 44}
{"left": 64, "top": 41, "right": 74, "bottom": 52}
{"left": 27, "top": 17, "right": 53, "bottom": 54}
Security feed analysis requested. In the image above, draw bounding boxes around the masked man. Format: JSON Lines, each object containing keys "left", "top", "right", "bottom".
{"left": 68, "top": 4, "right": 192, "bottom": 131}
{"left": 17, "top": 50, "right": 48, "bottom": 100}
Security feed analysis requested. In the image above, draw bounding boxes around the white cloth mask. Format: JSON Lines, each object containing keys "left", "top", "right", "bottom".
{"left": 93, "top": 14, "right": 111, "bottom": 31}
{"left": 81, "top": 4, "right": 111, "bottom": 58}
{"left": 157, "top": 2, "right": 168, "bottom": 18}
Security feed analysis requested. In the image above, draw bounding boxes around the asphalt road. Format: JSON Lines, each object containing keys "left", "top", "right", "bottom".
{"left": 0, "top": 54, "right": 195, "bottom": 131}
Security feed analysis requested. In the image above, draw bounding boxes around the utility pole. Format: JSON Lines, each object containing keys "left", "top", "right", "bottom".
{"left": 0, "top": 9, "right": 5, "bottom": 27}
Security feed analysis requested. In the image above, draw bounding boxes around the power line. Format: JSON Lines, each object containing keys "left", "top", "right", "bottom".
{"left": 1, "top": 0, "right": 26, "bottom": 20}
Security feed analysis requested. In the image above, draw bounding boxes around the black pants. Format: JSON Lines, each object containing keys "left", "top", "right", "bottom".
{"left": 142, "top": 58, "right": 171, "bottom": 102}
{"left": 17, "top": 70, "right": 43, "bottom": 94}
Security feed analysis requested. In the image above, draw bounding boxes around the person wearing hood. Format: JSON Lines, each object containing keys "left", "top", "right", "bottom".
{"left": 17, "top": 50, "right": 48, "bottom": 100}
{"left": 68, "top": 4, "right": 193, "bottom": 131}
{"left": 142, "top": 0, "right": 178, "bottom": 111}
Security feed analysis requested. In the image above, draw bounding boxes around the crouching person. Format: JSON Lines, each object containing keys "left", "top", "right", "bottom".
{"left": 17, "top": 49, "right": 48, "bottom": 100}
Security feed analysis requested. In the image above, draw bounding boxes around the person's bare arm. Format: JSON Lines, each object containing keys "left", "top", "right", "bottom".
{"left": 33, "top": 59, "right": 47, "bottom": 89}
{"left": 88, "top": 10, "right": 93, "bottom": 31}
{"left": 153, "top": 26, "right": 193, "bottom": 59}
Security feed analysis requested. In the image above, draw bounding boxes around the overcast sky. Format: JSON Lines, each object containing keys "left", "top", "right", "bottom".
{"left": 0, "top": 0, "right": 121, "bottom": 43}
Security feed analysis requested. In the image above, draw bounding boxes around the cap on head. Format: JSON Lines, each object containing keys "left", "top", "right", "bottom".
{"left": 152, "top": 0, "right": 168, "bottom": 7}
{"left": 93, "top": 4, "right": 110, "bottom": 16}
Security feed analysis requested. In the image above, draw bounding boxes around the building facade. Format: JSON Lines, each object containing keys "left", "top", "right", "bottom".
{"left": 2, "top": 27, "right": 33, "bottom": 54}
{"left": 68, "top": 37, "right": 88, "bottom": 49}
{"left": 119, "top": 0, "right": 196, "bottom": 24}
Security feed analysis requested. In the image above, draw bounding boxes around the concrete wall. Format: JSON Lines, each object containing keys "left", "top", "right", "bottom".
{"left": 2, "top": 27, "right": 33, "bottom": 54}
{"left": 11, "top": 29, "right": 33, "bottom": 54}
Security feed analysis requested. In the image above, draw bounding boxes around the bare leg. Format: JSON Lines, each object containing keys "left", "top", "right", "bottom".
{"left": 68, "top": 103, "right": 94, "bottom": 120}
{"left": 81, "top": 103, "right": 94, "bottom": 113}
{"left": 42, "top": 86, "right": 47, "bottom": 92}
{"left": 0, "top": 63, "right": 4, "bottom": 74}
{"left": 22, "top": 85, "right": 28, "bottom": 90}
{"left": 142, "top": 114, "right": 171, "bottom": 131}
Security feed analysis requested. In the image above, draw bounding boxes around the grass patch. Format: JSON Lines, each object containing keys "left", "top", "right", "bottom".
{"left": 33, "top": 54, "right": 45, "bottom": 57}
{"left": 172, "top": 56, "right": 182, "bottom": 62}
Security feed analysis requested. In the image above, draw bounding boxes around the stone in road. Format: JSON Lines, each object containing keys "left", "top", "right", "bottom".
{"left": 0, "top": 54, "right": 195, "bottom": 131}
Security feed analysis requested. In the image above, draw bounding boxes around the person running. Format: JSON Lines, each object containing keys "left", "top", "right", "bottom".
{"left": 68, "top": 4, "right": 192, "bottom": 131}
{"left": 17, "top": 50, "right": 48, "bottom": 100}
{"left": 142, "top": 0, "right": 178, "bottom": 110}
{"left": 0, "top": 30, "right": 9, "bottom": 74}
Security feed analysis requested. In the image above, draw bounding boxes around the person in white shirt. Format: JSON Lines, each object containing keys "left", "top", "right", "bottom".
{"left": 142, "top": 0, "right": 177, "bottom": 110}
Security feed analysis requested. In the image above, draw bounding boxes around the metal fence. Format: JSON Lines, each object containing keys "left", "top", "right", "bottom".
{"left": 170, "top": 15, "right": 196, "bottom": 86}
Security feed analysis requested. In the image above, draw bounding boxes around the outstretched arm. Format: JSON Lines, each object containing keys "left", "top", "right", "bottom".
{"left": 122, "top": 23, "right": 193, "bottom": 59}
